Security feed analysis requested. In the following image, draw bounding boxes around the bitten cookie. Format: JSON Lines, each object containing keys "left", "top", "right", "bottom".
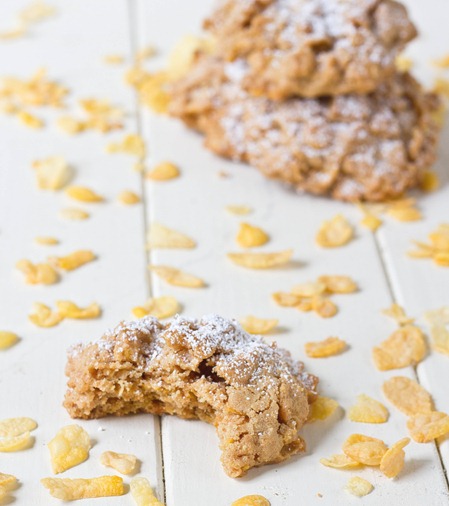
{"left": 64, "top": 314, "right": 318, "bottom": 478}
{"left": 205, "top": 0, "right": 417, "bottom": 99}
{"left": 169, "top": 56, "right": 440, "bottom": 202}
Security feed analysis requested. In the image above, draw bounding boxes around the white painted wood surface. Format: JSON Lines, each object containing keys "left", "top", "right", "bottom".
{"left": 0, "top": 0, "right": 448, "bottom": 504}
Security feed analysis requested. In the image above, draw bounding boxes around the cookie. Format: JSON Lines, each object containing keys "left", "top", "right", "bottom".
{"left": 64, "top": 314, "right": 318, "bottom": 478}
{"left": 205, "top": 0, "right": 417, "bottom": 99}
{"left": 169, "top": 56, "right": 440, "bottom": 202}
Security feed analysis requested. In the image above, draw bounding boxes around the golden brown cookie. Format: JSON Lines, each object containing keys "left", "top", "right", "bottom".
{"left": 205, "top": 0, "right": 417, "bottom": 99}
{"left": 169, "top": 56, "right": 440, "bottom": 202}
{"left": 64, "top": 315, "right": 318, "bottom": 478}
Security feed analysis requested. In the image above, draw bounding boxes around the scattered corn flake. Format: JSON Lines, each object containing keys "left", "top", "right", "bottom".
{"left": 236, "top": 223, "right": 269, "bottom": 248}
{"left": 100, "top": 451, "right": 138, "bottom": 475}
{"left": 227, "top": 249, "right": 293, "bottom": 269}
{"left": 0, "top": 25, "right": 26, "bottom": 41}
{"left": 80, "top": 98, "right": 124, "bottom": 132}
{"left": 0, "top": 431, "right": 32, "bottom": 452}
{"left": 296, "top": 298, "right": 314, "bottom": 312}
{"left": 145, "top": 161, "right": 180, "bottom": 181}
{"left": 41, "top": 476, "right": 124, "bottom": 501}
{"left": 272, "top": 292, "right": 302, "bottom": 307}
{"left": 232, "top": 495, "right": 270, "bottom": 506}
{"left": 308, "top": 396, "right": 339, "bottom": 422}
{"left": 19, "top": 1, "right": 57, "bottom": 24}
{"left": 167, "top": 35, "right": 215, "bottom": 80}
{"left": 148, "top": 223, "right": 196, "bottom": 249}
{"left": 150, "top": 265, "right": 205, "bottom": 288}
{"left": 434, "top": 77, "right": 449, "bottom": 98}
{"left": 342, "top": 434, "right": 387, "bottom": 466}
{"left": 396, "top": 54, "right": 413, "bottom": 72}
{"left": 420, "top": 171, "right": 440, "bottom": 193}
{"left": 320, "top": 454, "right": 360, "bottom": 469}
{"left": 316, "top": 215, "right": 354, "bottom": 248}
{"left": 433, "top": 54, "right": 449, "bottom": 68}
{"left": 305, "top": 337, "right": 347, "bottom": 358}
{"left": 132, "top": 296, "right": 180, "bottom": 320}
{"left": 29, "top": 302, "right": 63, "bottom": 327}
{"left": 135, "top": 45, "right": 157, "bottom": 63}
{"left": 35, "top": 236, "right": 59, "bottom": 246}
{"left": 425, "top": 306, "right": 449, "bottom": 326}
{"left": 434, "top": 252, "right": 449, "bottom": 267}
{"left": 60, "top": 208, "right": 90, "bottom": 220}
{"left": 387, "top": 207, "right": 422, "bottom": 222}
{"left": 16, "top": 259, "right": 59, "bottom": 285}
{"left": 0, "top": 417, "right": 37, "bottom": 437}
{"left": 104, "top": 54, "right": 125, "bottom": 65}
{"left": 382, "top": 376, "right": 433, "bottom": 416}
{"left": 0, "top": 472, "right": 17, "bottom": 488}
{"left": 380, "top": 438, "right": 410, "bottom": 478}
{"left": 0, "top": 331, "right": 18, "bottom": 350}
{"left": 48, "top": 424, "right": 91, "bottom": 474}
{"left": 50, "top": 250, "right": 96, "bottom": 271}
{"left": 57, "top": 116, "right": 86, "bottom": 134}
{"left": 226, "top": 205, "right": 252, "bottom": 216}
{"left": 372, "top": 325, "right": 427, "bottom": 371}
{"left": 126, "top": 66, "right": 171, "bottom": 113}
{"left": 357, "top": 203, "right": 383, "bottom": 231}
{"left": 318, "top": 275, "right": 358, "bottom": 294}
{"left": 65, "top": 185, "right": 104, "bottom": 203}
{"left": 382, "top": 303, "right": 414, "bottom": 326}
{"left": 107, "top": 133, "right": 145, "bottom": 158}
{"left": 291, "top": 281, "right": 326, "bottom": 297}
{"left": 345, "top": 477, "right": 374, "bottom": 497}
{"left": 348, "top": 394, "right": 389, "bottom": 424}
{"left": 239, "top": 316, "right": 278, "bottom": 335}
{"left": 32, "top": 156, "right": 70, "bottom": 190}
{"left": 118, "top": 190, "right": 140, "bottom": 205}
{"left": 130, "top": 477, "right": 163, "bottom": 506}
{"left": 312, "top": 296, "right": 338, "bottom": 318}
{"left": 407, "top": 411, "right": 449, "bottom": 443}
{"left": 18, "top": 110, "right": 44, "bottom": 128}
{"left": 430, "top": 325, "right": 449, "bottom": 355}
{"left": 56, "top": 301, "right": 101, "bottom": 319}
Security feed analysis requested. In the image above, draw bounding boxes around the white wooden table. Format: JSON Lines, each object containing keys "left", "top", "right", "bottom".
{"left": 0, "top": 0, "right": 448, "bottom": 504}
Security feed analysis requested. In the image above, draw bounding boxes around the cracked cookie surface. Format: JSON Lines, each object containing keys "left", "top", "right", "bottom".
{"left": 205, "top": 0, "right": 417, "bottom": 99}
{"left": 64, "top": 314, "right": 318, "bottom": 478}
{"left": 169, "top": 55, "right": 440, "bottom": 202}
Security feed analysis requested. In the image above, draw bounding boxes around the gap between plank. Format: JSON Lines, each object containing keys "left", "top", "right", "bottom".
{"left": 373, "top": 232, "right": 449, "bottom": 490}
{"left": 126, "top": 0, "right": 167, "bottom": 502}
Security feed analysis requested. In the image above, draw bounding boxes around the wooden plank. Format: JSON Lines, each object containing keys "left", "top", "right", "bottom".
{"left": 0, "top": 0, "right": 162, "bottom": 503}
{"left": 137, "top": 0, "right": 449, "bottom": 504}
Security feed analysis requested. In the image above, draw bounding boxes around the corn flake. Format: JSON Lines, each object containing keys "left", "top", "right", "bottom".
{"left": 382, "top": 303, "right": 414, "bottom": 326}
{"left": 60, "top": 208, "right": 90, "bottom": 220}
{"left": 0, "top": 331, "right": 18, "bottom": 350}
{"left": 48, "top": 424, "right": 91, "bottom": 474}
{"left": 409, "top": 224, "right": 449, "bottom": 266}
{"left": 308, "top": 396, "right": 339, "bottom": 422}
{"left": 0, "top": 417, "right": 37, "bottom": 437}
{"left": 150, "top": 265, "right": 205, "bottom": 288}
{"left": 305, "top": 337, "right": 347, "bottom": 358}
{"left": 130, "top": 477, "right": 163, "bottom": 506}
{"left": 272, "top": 292, "right": 302, "bottom": 307}
{"left": 372, "top": 325, "right": 427, "bottom": 371}
{"left": 148, "top": 223, "right": 196, "bottom": 249}
{"left": 41, "top": 476, "right": 124, "bottom": 501}
{"left": 343, "top": 434, "right": 387, "bottom": 466}
{"left": 100, "top": 451, "right": 138, "bottom": 475}
{"left": 227, "top": 250, "right": 293, "bottom": 269}
{"left": 396, "top": 54, "right": 413, "bottom": 72}
{"left": 236, "top": 223, "right": 269, "bottom": 248}
{"left": 345, "top": 477, "right": 374, "bottom": 497}
{"left": 32, "top": 156, "right": 70, "bottom": 190}
{"left": 146, "top": 161, "right": 180, "bottom": 181}
{"left": 380, "top": 438, "right": 410, "bottom": 478}
{"left": 65, "top": 185, "right": 104, "bottom": 203}
{"left": 132, "top": 296, "right": 180, "bottom": 320}
{"left": 348, "top": 394, "right": 389, "bottom": 424}
{"left": 18, "top": 110, "right": 44, "bottom": 129}
{"left": 0, "top": 431, "right": 32, "bottom": 452}
{"left": 320, "top": 454, "right": 360, "bottom": 469}
{"left": 407, "top": 411, "right": 449, "bottom": 443}
{"left": 226, "top": 205, "right": 252, "bottom": 216}
{"left": 29, "top": 302, "right": 63, "bottom": 327}
{"left": 291, "top": 281, "right": 326, "bottom": 297}
{"left": 56, "top": 301, "right": 101, "bottom": 319}
{"left": 0, "top": 472, "right": 17, "bottom": 490}
{"left": 429, "top": 325, "right": 449, "bottom": 355}
{"left": 50, "top": 250, "right": 96, "bottom": 271}
{"left": 318, "top": 275, "right": 358, "bottom": 294}
{"left": 107, "top": 133, "right": 145, "bottom": 158}
{"left": 16, "top": 259, "right": 59, "bottom": 285}
{"left": 57, "top": 116, "right": 86, "bottom": 134}
{"left": 167, "top": 35, "right": 215, "bottom": 79}
{"left": 316, "top": 215, "right": 353, "bottom": 248}
{"left": 382, "top": 376, "right": 433, "bottom": 416}
{"left": 239, "top": 316, "right": 278, "bottom": 335}
{"left": 232, "top": 496, "right": 271, "bottom": 506}
{"left": 35, "top": 236, "right": 59, "bottom": 246}
{"left": 104, "top": 54, "right": 125, "bottom": 65}
{"left": 312, "top": 296, "right": 338, "bottom": 318}
{"left": 420, "top": 171, "right": 440, "bottom": 193}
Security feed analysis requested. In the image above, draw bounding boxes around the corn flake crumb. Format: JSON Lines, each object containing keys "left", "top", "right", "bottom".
{"left": 60, "top": 208, "right": 90, "bottom": 220}
{"left": 232, "top": 495, "right": 270, "bottom": 506}
{"left": 16, "top": 259, "right": 59, "bottom": 285}
{"left": 104, "top": 54, "right": 125, "bottom": 65}
{"left": 0, "top": 331, "right": 19, "bottom": 350}
{"left": 32, "top": 156, "right": 71, "bottom": 190}
{"left": 227, "top": 250, "right": 293, "bottom": 269}
{"left": 305, "top": 337, "right": 347, "bottom": 358}
{"left": 29, "top": 302, "right": 63, "bottom": 327}
{"left": 48, "top": 424, "right": 91, "bottom": 474}
{"left": 50, "top": 250, "right": 96, "bottom": 271}
{"left": 226, "top": 205, "right": 252, "bottom": 216}
{"left": 107, "top": 133, "right": 146, "bottom": 158}
{"left": 65, "top": 185, "right": 104, "bottom": 203}
{"left": 35, "top": 236, "right": 59, "bottom": 246}
{"left": 382, "top": 303, "right": 414, "bottom": 326}
{"left": 145, "top": 161, "right": 180, "bottom": 181}
{"left": 130, "top": 477, "right": 164, "bottom": 506}
{"left": 56, "top": 301, "right": 101, "bottom": 319}
{"left": 100, "top": 451, "right": 138, "bottom": 475}
{"left": 18, "top": 110, "right": 44, "bottom": 128}
{"left": 316, "top": 215, "right": 354, "bottom": 248}
{"left": 348, "top": 394, "right": 389, "bottom": 424}
{"left": 236, "top": 223, "right": 269, "bottom": 248}
{"left": 118, "top": 190, "right": 140, "bottom": 205}
{"left": 150, "top": 265, "right": 205, "bottom": 288}
{"left": 239, "top": 316, "right": 278, "bottom": 335}
{"left": 345, "top": 477, "right": 374, "bottom": 497}
{"left": 148, "top": 223, "right": 196, "bottom": 249}
{"left": 41, "top": 476, "right": 124, "bottom": 501}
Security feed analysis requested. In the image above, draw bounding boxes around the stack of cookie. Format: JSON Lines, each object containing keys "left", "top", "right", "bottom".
{"left": 169, "top": 0, "right": 441, "bottom": 202}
